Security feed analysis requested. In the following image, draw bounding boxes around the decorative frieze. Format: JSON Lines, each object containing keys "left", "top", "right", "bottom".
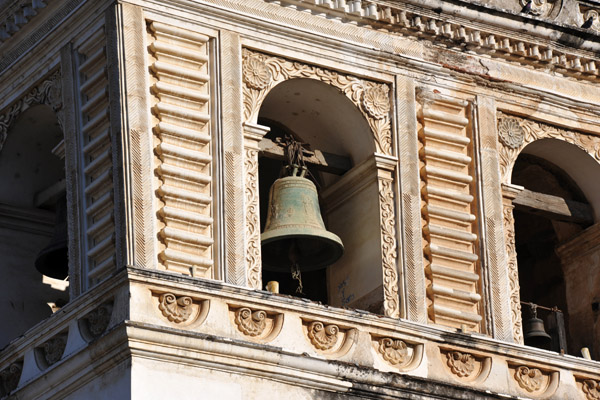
{"left": 417, "top": 89, "right": 483, "bottom": 332}
{"left": 149, "top": 21, "right": 215, "bottom": 278}
{"left": 74, "top": 27, "right": 116, "bottom": 288}
{"left": 153, "top": 291, "right": 209, "bottom": 326}
{"left": 241, "top": 49, "right": 393, "bottom": 156}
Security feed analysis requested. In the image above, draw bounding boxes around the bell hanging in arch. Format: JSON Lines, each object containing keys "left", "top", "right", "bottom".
{"left": 523, "top": 303, "right": 552, "bottom": 350}
{"left": 261, "top": 166, "right": 344, "bottom": 272}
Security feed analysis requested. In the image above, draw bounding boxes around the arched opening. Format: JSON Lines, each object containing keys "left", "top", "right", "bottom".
{"left": 512, "top": 138, "right": 598, "bottom": 358}
{"left": 0, "top": 104, "right": 68, "bottom": 349}
{"left": 257, "top": 78, "right": 384, "bottom": 312}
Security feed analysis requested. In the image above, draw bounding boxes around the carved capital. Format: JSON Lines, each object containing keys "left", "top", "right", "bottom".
{"left": 158, "top": 293, "right": 193, "bottom": 323}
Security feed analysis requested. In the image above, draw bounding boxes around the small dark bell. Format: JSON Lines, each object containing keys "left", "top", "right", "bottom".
{"left": 524, "top": 314, "right": 552, "bottom": 350}
{"left": 35, "top": 195, "right": 68, "bottom": 279}
{"left": 261, "top": 173, "right": 343, "bottom": 272}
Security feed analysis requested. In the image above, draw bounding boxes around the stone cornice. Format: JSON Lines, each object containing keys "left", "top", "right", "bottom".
{"left": 268, "top": 0, "right": 600, "bottom": 82}
{"left": 0, "top": 0, "right": 48, "bottom": 44}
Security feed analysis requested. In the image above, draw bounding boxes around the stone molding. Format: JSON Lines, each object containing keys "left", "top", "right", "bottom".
{"left": 0, "top": 68, "right": 63, "bottom": 154}
{"left": 153, "top": 292, "right": 209, "bottom": 326}
{"left": 0, "top": 0, "right": 49, "bottom": 44}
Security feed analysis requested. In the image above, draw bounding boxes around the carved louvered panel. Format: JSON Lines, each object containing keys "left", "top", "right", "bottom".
{"left": 76, "top": 27, "right": 116, "bottom": 288}
{"left": 149, "top": 22, "right": 214, "bottom": 278}
{"left": 418, "top": 92, "right": 483, "bottom": 332}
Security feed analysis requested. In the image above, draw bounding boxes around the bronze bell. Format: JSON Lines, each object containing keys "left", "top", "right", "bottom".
{"left": 35, "top": 194, "right": 69, "bottom": 279}
{"left": 261, "top": 168, "right": 344, "bottom": 272}
{"left": 523, "top": 304, "right": 552, "bottom": 350}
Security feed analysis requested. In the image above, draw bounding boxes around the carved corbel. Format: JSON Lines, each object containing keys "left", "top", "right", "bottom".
{"left": 302, "top": 319, "right": 357, "bottom": 356}
{"left": 243, "top": 122, "right": 271, "bottom": 290}
{"left": 371, "top": 335, "right": 423, "bottom": 371}
{"left": 501, "top": 183, "right": 525, "bottom": 345}
{"left": 229, "top": 305, "right": 283, "bottom": 342}
{"left": 440, "top": 348, "right": 491, "bottom": 384}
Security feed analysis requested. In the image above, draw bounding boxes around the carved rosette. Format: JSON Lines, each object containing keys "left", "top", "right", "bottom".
{"left": 498, "top": 117, "right": 524, "bottom": 149}
{"left": 158, "top": 293, "right": 193, "bottom": 323}
{"left": 0, "top": 69, "right": 63, "bottom": 153}
{"left": 497, "top": 112, "right": 600, "bottom": 183}
{"left": 234, "top": 307, "right": 267, "bottom": 337}
{"left": 581, "top": 379, "right": 600, "bottom": 400}
{"left": 0, "top": 361, "right": 22, "bottom": 396}
{"left": 241, "top": 49, "right": 393, "bottom": 156}
{"left": 446, "top": 351, "right": 476, "bottom": 378}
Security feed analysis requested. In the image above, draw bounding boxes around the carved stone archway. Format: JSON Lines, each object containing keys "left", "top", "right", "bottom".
{"left": 497, "top": 112, "right": 600, "bottom": 343}
{"left": 241, "top": 49, "right": 400, "bottom": 317}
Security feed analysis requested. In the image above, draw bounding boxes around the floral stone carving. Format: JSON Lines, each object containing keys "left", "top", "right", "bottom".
{"left": 514, "top": 366, "right": 544, "bottom": 392}
{"left": 234, "top": 307, "right": 267, "bottom": 337}
{"left": 85, "top": 302, "right": 113, "bottom": 337}
{"left": 497, "top": 117, "right": 524, "bottom": 149}
{"left": 446, "top": 351, "right": 476, "bottom": 378}
{"left": 582, "top": 379, "right": 600, "bottom": 400}
{"left": 378, "top": 338, "right": 408, "bottom": 365}
{"left": 39, "top": 333, "right": 68, "bottom": 368}
{"left": 0, "top": 361, "right": 22, "bottom": 396}
{"left": 363, "top": 85, "right": 390, "bottom": 120}
{"left": 158, "top": 293, "right": 193, "bottom": 323}
{"left": 307, "top": 321, "right": 340, "bottom": 351}
{"left": 242, "top": 55, "right": 271, "bottom": 90}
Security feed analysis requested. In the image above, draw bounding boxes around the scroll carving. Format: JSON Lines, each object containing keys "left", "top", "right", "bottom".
{"left": 580, "top": 8, "right": 600, "bottom": 32}
{"left": 244, "top": 147, "right": 262, "bottom": 289}
{"left": 36, "top": 333, "right": 67, "bottom": 369}
{"left": 0, "top": 361, "right": 22, "bottom": 396}
{"left": 519, "top": 0, "right": 557, "bottom": 17}
{"left": 158, "top": 293, "right": 193, "bottom": 323}
{"left": 0, "top": 69, "right": 63, "bottom": 153}
{"left": 514, "top": 366, "right": 544, "bottom": 392}
{"left": 497, "top": 112, "right": 600, "bottom": 183}
{"left": 582, "top": 379, "right": 600, "bottom": 400}
{"left": 503, "top": 203, "right": 523, "bottom": 344}
{"left": 242, "top": 49, "right": 393, "bottom": 155}
{"left": 234, "top": 307, "right": 267, "bottom": 337}
{"left": 378, "top": 177, "right": 399, "bottom": 318}
{"left": 378, "top": 338, "right": 408, "bottom": 365}
{"left": 446, "top": 351, "right": 476, "bottom": 378}
{"left": 84, "top": 302, "right": 113, "bottom": 338}
{"left": 307, "top": 321, "right": 339, "bottom": 351}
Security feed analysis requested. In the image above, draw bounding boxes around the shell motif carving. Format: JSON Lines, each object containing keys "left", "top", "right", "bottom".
{"left": 514, "top": 366, "right": 544, "bottom": 392}
{"left": 582, "top": 379, "right": 600, "bottom": 400}
{"left": 234, "top": 307, "right": 267, "bottom": 337}
{"left": 85, "top": 302, "right": 113, "bottom": 337}
{"left": 0, "top": 361, "right": 22, "bottom": 396}
{"left": 41, "top": 334, "right": 68, "bottom": 367}
{"left": 158, "top": 293, "right": 193, "bottom": 323}
{"left": 378, "top": 338, "right": 408, "bottom": 365}
{"left": 446, "top": 351, "right": 476, "bottom": 378}
{"left": 307, "top": 321, "right": 340, "bottom": 351}
{"left": 497, "top": 117, "right": 524, "bottom": 149}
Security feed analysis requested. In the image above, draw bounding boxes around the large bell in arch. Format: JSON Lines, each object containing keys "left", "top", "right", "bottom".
{"left": 261, "top": 168, "right": 344, "bottom": 272}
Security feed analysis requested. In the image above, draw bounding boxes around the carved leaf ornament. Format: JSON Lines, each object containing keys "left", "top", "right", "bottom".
{"left": 241, "top": 49, "right": 393, "bottom": 156}
{"left": 307, "top": 321, "right": 340, "bottom": 350}
{"left": 158, "top": 293, "right": 193, "bottom": 323}
{"left": 583, "top": 379, "right": 600, "bottom": 400}
{"left": 514, "top": 366, "right": 544, "bottom": 392}
{"left": 234, "top": 307, "right": 267, "bottom": 337}
{"left": 446, "top": 351, "right": 476, "bottom": 378}
{"left": 378, "top": 338, "right": 408, "bottom": 365}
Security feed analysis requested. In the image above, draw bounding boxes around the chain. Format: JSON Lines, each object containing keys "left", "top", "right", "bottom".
{"left": 291, "top": 263, "right": 304, "bottom": 294}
